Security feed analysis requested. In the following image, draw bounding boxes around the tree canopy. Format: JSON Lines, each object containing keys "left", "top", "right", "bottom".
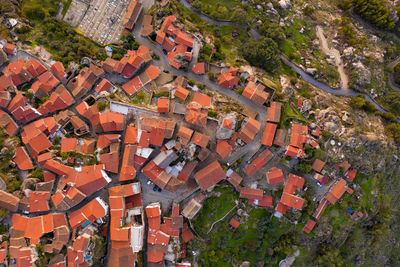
{"left": 241, "top": 37, "right": 280, "bottom": 72}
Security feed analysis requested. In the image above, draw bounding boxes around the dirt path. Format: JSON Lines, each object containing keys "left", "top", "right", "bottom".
{"left": 316, "top": 26, "right": 349, "bottom": 90}
{"left": 206, "top": 204, "right": 238, "bottom": 234}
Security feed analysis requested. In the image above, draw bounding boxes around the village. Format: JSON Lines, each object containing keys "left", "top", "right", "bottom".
{"left": 0, "top": 0, "right": 368, "bottom": 266}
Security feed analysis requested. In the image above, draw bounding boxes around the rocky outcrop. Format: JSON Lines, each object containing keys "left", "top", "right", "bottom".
{"left": 279, "top": 0, "right": 291, "bottom": 10}
{"left": 351, "top": 61, "right": 371, "bottom": 89}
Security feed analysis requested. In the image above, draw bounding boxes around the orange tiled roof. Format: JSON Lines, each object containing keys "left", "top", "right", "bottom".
{"left": 303, "top": 219, "right": 316, "bottom": 233}
{"left": 192, "top": 62, "right": 205, "bottom": 74}
{"left": 174, "top": 86, "right": 189, "bottom": 100}
{"left": 267, "top": 167, "right": 284, "bottom": 184}
{"left": 61, "top": 138, "right": 77, "bottom": 153}
{"left": 312, "top": 158, "right": 326, "bottom": 173}
{"left": 244, "top": 149, "right": 273, "bottom": 177}
{"left": 191, "top": 132, "right": 209, "bottom": 148}
{"left": 13, "top": 146, "right": 34, "bottom": 170}
{"left": 326, "top": 179, "right": 348, "bottom": 204}
{"left": 29, "top": 191, "right": 50, "bottom": 212}
{"left": 177, "top": 125, "right": 193, "bottom": 144}
{"left": 193, "top": 92, "right": 211, "bottom": 107}
{"left": 267, "top": 102, "right": 282, "bottom": 123}
{"left": 194, "top": 160, "right": 226, "bottom": 190}
{"left": 50, "top": 61, "right": 65, "bottom": 80}
{"left": 68, "top": 197, "right": 107, "bottom": 229}
{"left": 238, "top": 118, "right": 261, "bottom": 144}
{"left": 240, "top": 187, "right": 263, "bottom": 200}
{"left": 124, "top": 126, "right": 138, "bottom": 144}
{"left": 261, "top": 122, "right": 277, "bottom": 147}
{"left": 280, "top": 192, "right": 304, "bottom": 210}
{"left": 216, "top": 140, "right": 232, "bottom": 159}
{"left": 157, "top": 98, "right": 169, "bottom": 113}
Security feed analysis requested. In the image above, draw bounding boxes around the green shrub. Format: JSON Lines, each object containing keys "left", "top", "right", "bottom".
{"left": 97, "top": 102, "right": 107, "bottom": 112}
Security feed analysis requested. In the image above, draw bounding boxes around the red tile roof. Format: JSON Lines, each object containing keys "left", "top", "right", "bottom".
{"left": 174, "top": 86, "right": 189, "bottom": 100}
{"left": 50, "top": 61, "right": 65, "bottom": 80}
{"left": 191, "top": 132, "right": 209, "bottom": 148}
{"left": 61, "top": 138, "right": 77, "bottom": 153}
{"left": 177, "top": 161, "right": 198, "bottom": 182}
{"left": 261, "top": 122, "right": 277, "bottom": 147}
{"left": 258, "top": 195, "right": 273, "bottom": 207}
{"left": 229, "top": 218, "right": 240, "bottom": 229}
{"left": 303, "top": 219, "right": 316, "bottom": 233}
{"left": 242, "top": 81, "right": 269, "bottom": 105}
{"left": 97, "top": 134, "right": 120, "bottom": 149}
{"left": 326, "top": 179, "right": 348, "bottom": 204}
{"left": 3, "top": 43, "right": 16, "bottom": 55}
{"left": 123, "top": 0, "right": 143, "bottom": 30}
{"left": 95, "top": 78, "right": 113, "bottom": 93}
{"left": 29, "top": 191, "right": 50, "bottom": 212}
{"left": 216, "top": 140, "right": 233, "bottom": 159}
{"left": 312, "top": 159, "right": 326, "bottom": 173}
{"left": 280, "top": 192, "right": 304, "bottom": 210}
{"left": 177, "top": 125, "right": 193, "bottom": 144}
{"left": 124, "top": 126, "right": 138, "bottom": 144}
{"left": 192, "top": 62, "right": 205, "bottom": 74}
{"left": 238, "top": 118, "right": 261, "bottom": 144}
{"left": 240, "top": 188, "right": 263, "bottom": 200}
{"left": 100, "top": 151, "right": 119, "bottom": 173}
{"left": 0, "top": 110, "right": 18, "bottom": 136}
{"left": 193, "top": 92, "right": 211, "bottom": 107}
{"left": 267, "top": 167, "right": 284, "bottom": 184}
{"left": 13, "top": 146, "right": 34, "bottom": 170}
{"left": 244, "top": 149, "right": 273, "bottom": 177}
{"left": 68, "top": 197, "right": 107, "bottom": 229}
{"left": 345, "top": 169, "right": 357, "bottom": 181}
{"left": 181, "top": 227, "right": 194, "bottom": 243}
{"left": 157, "top": 98, "right": 169, "bottom": 113}
{"left": 194, "top": 160, "right": 226, "bottom": 190}
{"left": 99, "top": 112, "right": 124, "bottom": 132}
{"left": 217, "top": 70, "right": 239, "bottom": 88}
{"left": 122, "top": 76, "right": 143, "bottom": 96}
{"left": 267, "top": 102, "right": 282, "bottom": 123}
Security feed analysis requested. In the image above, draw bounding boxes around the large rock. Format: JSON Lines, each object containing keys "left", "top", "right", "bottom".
{"left": 279, "top": 0, "right": 291, "bottom": 9}
{"left": 352, "top": 61, "right": 371, "bottom": 88}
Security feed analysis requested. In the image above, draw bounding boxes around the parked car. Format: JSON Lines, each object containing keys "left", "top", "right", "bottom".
{"left": 158, "top": 187, "right": 162, "bottom": 192}
{"left": 163, "top": 69, "right": 169, "bottom": 73}
{"left": 153, "top": 185, "right": 159, "bottom": 191}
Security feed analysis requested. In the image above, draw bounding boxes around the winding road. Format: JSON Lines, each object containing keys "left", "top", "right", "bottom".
{"left": 168, "top": 0, "right": 400, "bottom": 123}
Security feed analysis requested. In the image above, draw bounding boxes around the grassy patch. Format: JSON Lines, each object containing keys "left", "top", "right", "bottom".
{"left": 280, "top": 101, "right": 309, "bottom": 129}
{"left": 194, "top": 186, "right": 237, "bottom": 235}
{"left": 192, "top": 185, "right": 299, "bottom": 265}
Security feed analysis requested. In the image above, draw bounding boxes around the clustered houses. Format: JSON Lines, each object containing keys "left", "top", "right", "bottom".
{"left": 108, "top": 183, "right": 144, "bottom": 265}
{"left": 0, "top": 40, "right": 157, "bottom": 266}
{"left": 0, "top": 5, "right": 367, "bottom": 265}
{"left": 145, "top": 202, "right": 193, "bottom": 265}
{"left": 155, "top": 15, "right": 195, "bottom": 69}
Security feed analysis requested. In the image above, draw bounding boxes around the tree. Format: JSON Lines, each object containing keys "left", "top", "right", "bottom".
{"left": 6, "top": 178, "right": 21, "bottom": 193}
{"left": 386, "top": 123, "right": 400, "bottom": 143}
{"left": 97, "top": 102, "right": 107, "bottom": 112}
{"left": 230, "top": 8, "right": 248, "bottom": 25}
{"left": 241, "top": 37, "right": 280, "bottom": 72}
{"left": 23, "top": 5, "right": 46, "bottom": 20}
{"left": 295, "top": 163, "right": 312, "bottom": 174}
{"left": 259, "top": 22, "right": 286, "bottom": 45}
{"left": 386, "top": 92, "right": 400, "bottom": 114}
{"left": 191, "top": 0, "right": 203, "bottom": 11}
{"left": 349, "top": 96, "right": 366, "bottom": 109}
{"left": 0, "top": 208, "right": 9, "bottom": 218}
